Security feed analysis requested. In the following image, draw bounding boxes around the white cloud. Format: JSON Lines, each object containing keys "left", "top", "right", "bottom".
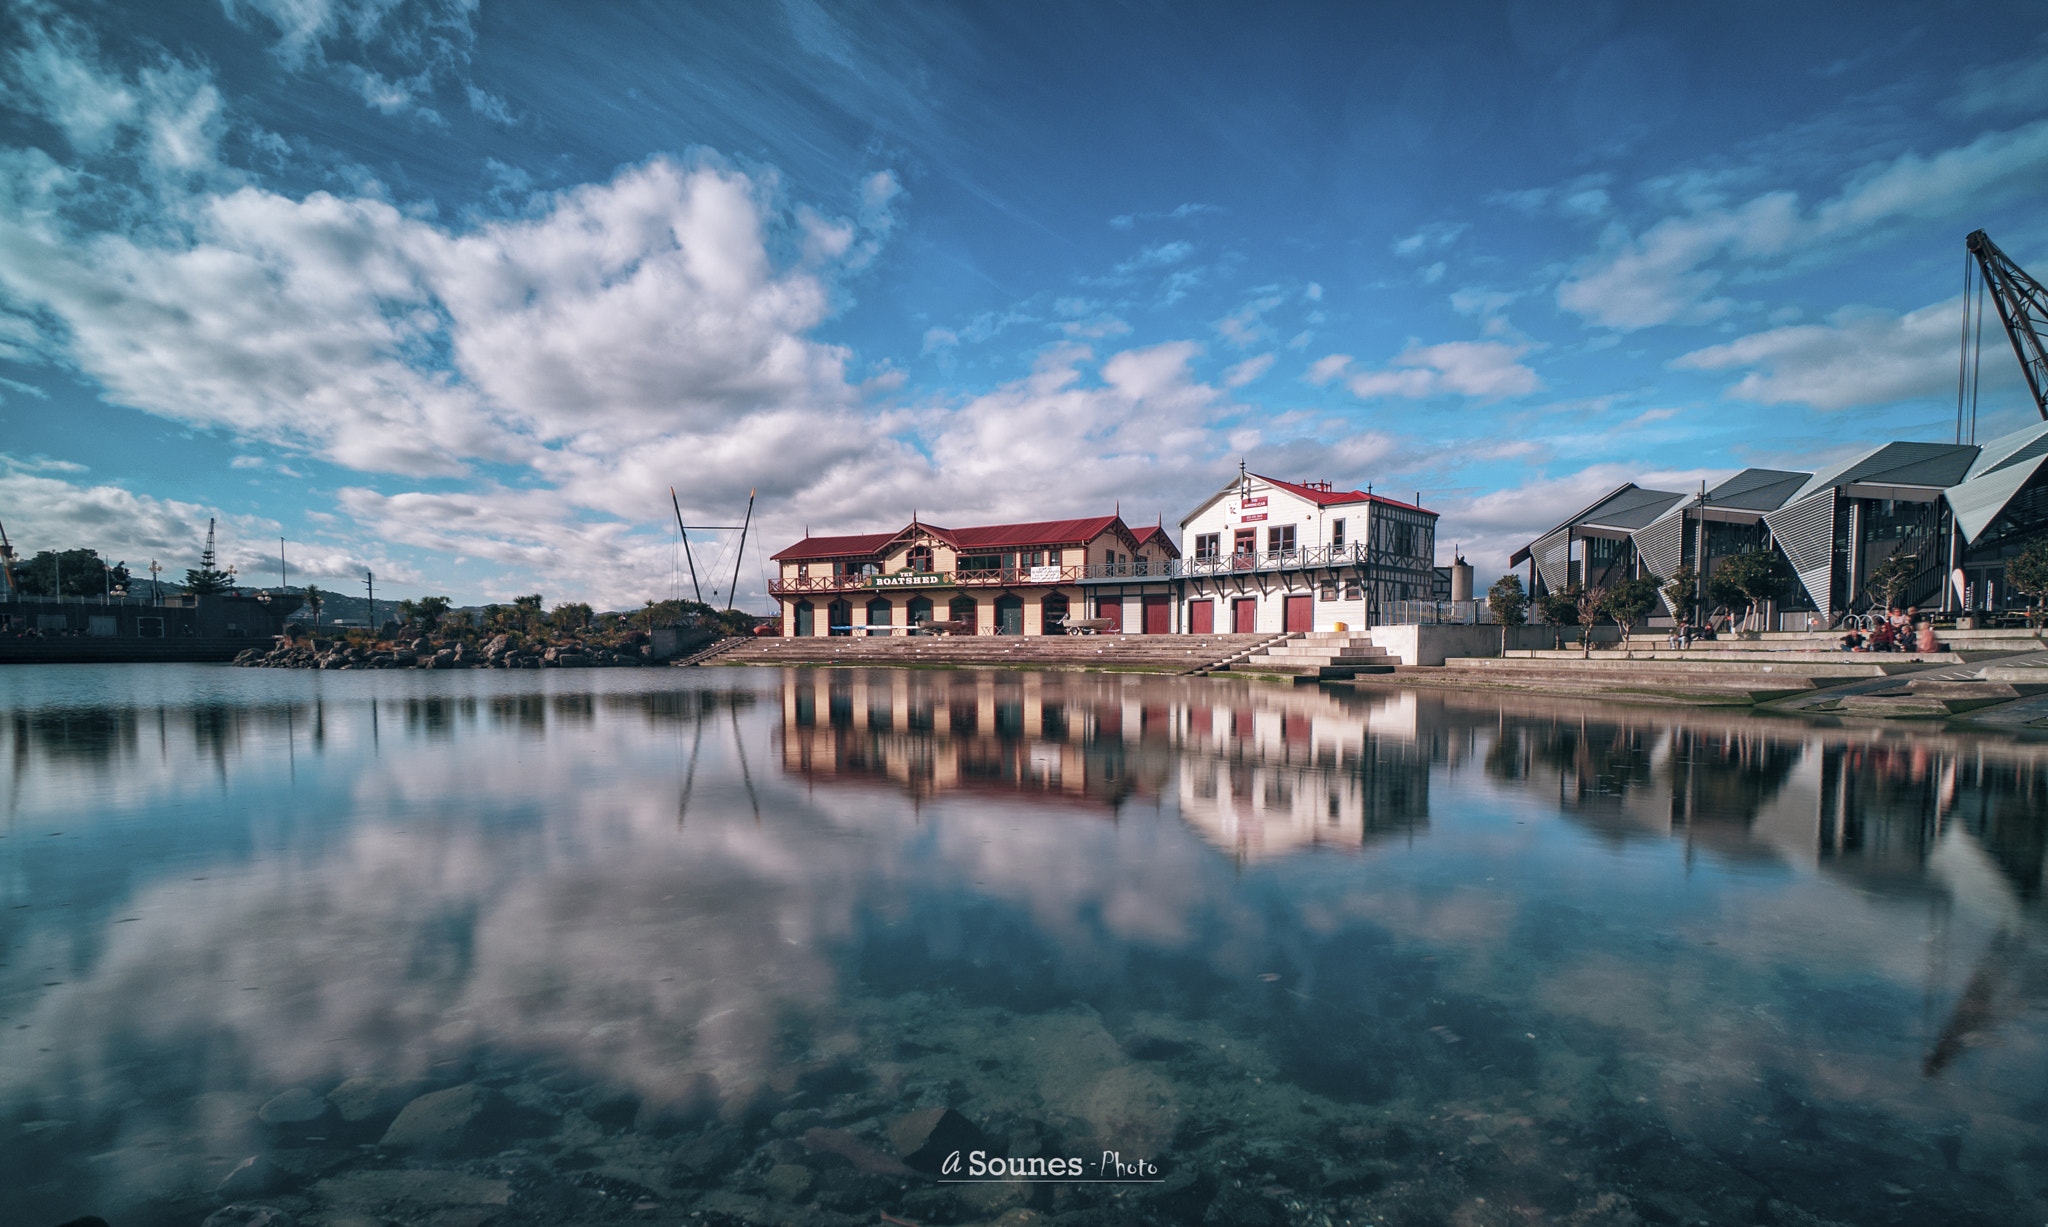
{"left": 1212, "top": 293, "right": 1282, "bottom": 349}
{"left": 1221, "top": 353, "right": 1275, "bottom": 389}
{"left": 921, "top": 327, "right": 959, "bottom": 354}
{"left": 1945, "top": 56, "right": 2048, "bottom": 117}
{"left": 1420, "top": 261, "right": 1445, "bottom": 284}
{"left": 1391, "top": 221, "right": 1467, "bottom": 257}
{"left": 1336, "top": 341, "right": 1542, "bottom": 402}
{"left": 1671, "top": 296, "right": 2018, "bottom": 411}
{"left": 1303, "top": 354, "right": 1352, "bottom": 386}
{"left": 1558, "top": 119, "right": 2048, "bottom": 330}
{"left": 1304, "top": 282, "right": 1322, "bottom": 301}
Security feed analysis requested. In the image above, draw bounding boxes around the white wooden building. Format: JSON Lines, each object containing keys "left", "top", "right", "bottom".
{"left": 1176, "top": 471, "right": 1439, "bottom": 633}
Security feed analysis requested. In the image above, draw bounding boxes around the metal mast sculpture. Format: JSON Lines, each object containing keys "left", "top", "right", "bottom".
{"left": 1965, "top": 230, "right": 2048, "bottom": 423}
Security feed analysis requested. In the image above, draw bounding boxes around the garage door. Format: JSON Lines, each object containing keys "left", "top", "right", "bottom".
{"left": 1284, "top": 594, "right": 1313, "bottom": 632}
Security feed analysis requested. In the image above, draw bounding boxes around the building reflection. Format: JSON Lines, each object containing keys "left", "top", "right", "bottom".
{"left": 776, "top": 670, "right": 1434, "bottom": 860}
{"left": 778, "top": 674, "right": 2048, "bottom": 896}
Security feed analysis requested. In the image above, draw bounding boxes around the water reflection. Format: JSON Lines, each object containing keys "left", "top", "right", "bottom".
{"left": 0, "top": 665, "right": 2044, "bottom": 1227}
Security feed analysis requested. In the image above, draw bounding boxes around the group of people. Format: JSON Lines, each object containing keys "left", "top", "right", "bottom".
{"left": 1839, "top": 606, "right": 1939, "bottom": 653}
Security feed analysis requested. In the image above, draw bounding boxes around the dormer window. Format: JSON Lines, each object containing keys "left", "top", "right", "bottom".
{"left": 908, "top": 545, "right": 933, "bottom": 572}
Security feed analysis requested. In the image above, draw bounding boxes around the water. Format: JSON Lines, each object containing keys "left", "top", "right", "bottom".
{"left": 2, "top": 664, "right": 2045, "bottom": 1227}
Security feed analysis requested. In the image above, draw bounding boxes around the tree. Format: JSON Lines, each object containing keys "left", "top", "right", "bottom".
{"left": 551, "top": 601, "right": 594, "bottom": 632}
{"left": 415, "top": 595, "right": 452, "bottom": 629}
{"left": 1573, "top": 584, "right": 1609, "bottom": 657}
{"left": 303, "top": 584, "right": 323, "bottom": 627}
{"left": 1486, "top": 574, "right": 1527, "bottom": 654}
{"left": 1661, "top": 563, "right": 1697, "bottom": 624}
{"left": 2008, "top": 538, "right": 2048, "bottom": 628}
{"left": 1535, "top": 584, "right": 1591, "bottom": 651}
{"left": 1708, "top": 551, "right": 1793, "bottom": 631}
{"left": 512, "top": 593, "right": 544, "bottom": 632}
{"left": 1601, "top": 576, "right": 1662, "bottom": 647}
{"left": 19, "top": 548, "right": 129, "bottom": 597}
{"left": 184, "top": 561, "right": 234, "bottom": 594}
{"left": 1865, "top": 550, "right": 1918, "bottom": 611}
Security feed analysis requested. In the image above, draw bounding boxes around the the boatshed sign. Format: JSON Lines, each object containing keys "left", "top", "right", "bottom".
{"left": 868, "top": 572, "right": 947, "bottom": 588}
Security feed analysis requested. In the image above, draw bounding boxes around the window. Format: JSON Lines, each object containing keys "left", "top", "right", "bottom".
{"left": 907, "top": 545, "right": 933, "bottom": 572}
{"left": 1234, "top": 529, "right": 1256, "bottom": 558}
{"left": 1330, "top": 519, "right": 1345, "bottom": 551}
{"left": 1319, "top": 584, "right": 1337, "bottom": 601}
{"left": 1194, "top": 532, "right": 1220, "bottom": 561}
{"left": 959, "top": 554, "right": 1002, "bottom": 571}
{"left": 1045, "top": 548, "right": 1062, "bottom": 566}
{"left": 797, "top": 562, "right": 809, "bottom": 579}
{"left": 1343, "top": 580, "right": 1361, "bottom": 600}
{"left": 1268, "top": 525, "right": 1295, "bottom": 554}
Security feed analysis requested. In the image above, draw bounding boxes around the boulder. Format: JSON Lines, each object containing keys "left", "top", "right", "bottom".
{"left": 257, "top": 1088, "right": 331, "bottom": 1127}
{"left": 889, "top": 1107, "right": 987, "bottom": 1174}
{"left": 411, "top": 637, "right": 432, "bottom": 653}
{"left": 667, "top": 1128, "right": 744, "bottom": 1185}
{"left": 378, "top": 1084, "right": 503, "bottom": 1156}
{"left": 326, "top": 1075, "right": 419, "bottom": 1125}
{"left": 431, "top": 649, "right": 455, "bottom": 669}
{"left": 764, "top": 1163, "right": 815, "bottom": 1202}
{"left": 217, "top": 1155, "right": 287, "bottom": 1198}
{"left": 556, "top": 654, "right": 589, "bottom": 668}
{"left": 485, "top": 634, "right": 510, "bottom": 656}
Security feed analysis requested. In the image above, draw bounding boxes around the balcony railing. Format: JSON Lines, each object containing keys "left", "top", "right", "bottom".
{"left": 768, "top": 545, "right": 1421, "bottom": 595}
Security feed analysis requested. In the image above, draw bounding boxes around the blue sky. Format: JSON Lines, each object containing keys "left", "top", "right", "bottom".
{"left": 2, "top": 0, "right": 2046, "bottom": 608}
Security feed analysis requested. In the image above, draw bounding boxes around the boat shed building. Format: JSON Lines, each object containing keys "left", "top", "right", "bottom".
{"left": 769, "top": 514, "right": 1180, "bottom": 636}
{"left": 1509, "top": 419, "right": 2048, "bottom": 625}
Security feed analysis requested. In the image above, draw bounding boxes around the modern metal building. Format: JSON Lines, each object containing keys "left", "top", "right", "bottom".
{"left": 1509, "top": 419, "right": 2048, "bottom": 624}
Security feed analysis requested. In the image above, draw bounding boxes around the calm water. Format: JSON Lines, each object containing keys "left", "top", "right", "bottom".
{"left": 2, "top": 664, "right": 2045, "bottom": 1227}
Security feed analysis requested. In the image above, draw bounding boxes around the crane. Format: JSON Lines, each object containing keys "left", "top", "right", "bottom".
{"left": 1965, "top": 230, "right": 2048, "bottom": 423}
{"left": 0, "top": 518, "right": 16, "bottom": 595}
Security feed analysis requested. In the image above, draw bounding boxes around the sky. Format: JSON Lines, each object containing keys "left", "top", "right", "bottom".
{"left": 2, "top": 0, "right": 2046, "bottom": 610}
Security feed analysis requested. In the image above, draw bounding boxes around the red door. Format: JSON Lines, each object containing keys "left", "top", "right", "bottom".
{"left": 1142, "top": 595, "right": 1169, "bottom": 635}
{"left": 1284, "top": 594, "right": 1313, "bottom": 632}
{"left": 1095, "top": 598, "right": 1123, "bottom": 632}
{"left": 1232, "top": 598, "right": 1257, "bottom": 633}
{"left": 1189, "top": 599, "right": 1214, "bottom": 634}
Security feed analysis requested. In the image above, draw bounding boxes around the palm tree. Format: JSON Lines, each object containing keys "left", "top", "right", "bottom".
{"left": 303, "top": 583, "right": 323, "bottom": 627}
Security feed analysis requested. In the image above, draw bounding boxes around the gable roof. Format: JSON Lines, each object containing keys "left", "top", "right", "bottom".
{"left": 1255, "top": 475, "right": 1437, "bottom": 515}
{"left": 772, "top": 514, "right": 1143, "bottom": 562}
{"left": 942, "top": 516, "right": 1123, "bottom": 549}
{"left": 1129, "top": 524, "right": 1181, "bottom": 557}
{"left": 771, "top": 531, "right": 899, "bottom": 562}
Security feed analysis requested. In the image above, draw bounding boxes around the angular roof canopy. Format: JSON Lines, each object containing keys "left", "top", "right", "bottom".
{"left": 1704, "top": 468, "right": 1810, "bottom": 512}
{"left": 1789, "top": 441, "right": 1980, "bottom": 502}
{"left": 1948, "top": 455, "right": 2048, "bottom": 543}
{"left": 1510, "top": 483, "right": 1685, "bottom": 565}
{"left": 1965, "top": 419, "right": 2048, "bottom": 480}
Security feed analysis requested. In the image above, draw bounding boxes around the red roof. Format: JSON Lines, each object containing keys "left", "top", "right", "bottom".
{"left": 1255, "top": 474, "right": 1437, "bottom": 516}
{"left": 772, "top": 513, "right": 1159, "bottom": 563}
{"left": 770, "top": 531, "right": 899, "bottom": 562}
{"left": 1130, "top": 524, "right": 1181, "bottom": 556}
{"left": 940, "top": 516, "right": 1121, "bottom": 549}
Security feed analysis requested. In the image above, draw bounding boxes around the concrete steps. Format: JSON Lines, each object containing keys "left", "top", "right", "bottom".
{"left": 1374, "top": 665, "right": 1816, "bottom": 705}
{"left": 1220, "top": 631, "right": 1397, "bottom": 679}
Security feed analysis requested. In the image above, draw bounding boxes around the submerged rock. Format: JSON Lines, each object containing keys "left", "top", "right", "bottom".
{"left": 325, "top": 1075, "right": 419, "bottom": 1125}
{"left": 216, "top": 1155, "right": 287, "bottom": 1198}
{"left": 804, "top": 1126, "right": 916, "bottom": 1176}
{"left": 378, "top": 1083, "right": 504, "bottom": 1156}
{"left": 764, "top": 1162, "right": 816, "bottom": 1202}
{"left": 257, "top": 1088, "right": 330, "bottom": 1126}
{"left": 889, "top": 1107, "right": 986, "bottom": 1174}
{"left": 667, "top": 1128, "right": 745, "bottom": 1185}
